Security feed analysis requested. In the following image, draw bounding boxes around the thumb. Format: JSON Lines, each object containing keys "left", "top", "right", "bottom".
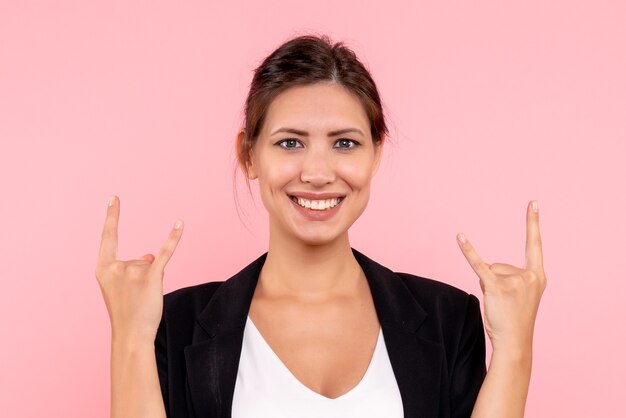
{"left": 140, "top": 253, "right": 155, "bottom": 262}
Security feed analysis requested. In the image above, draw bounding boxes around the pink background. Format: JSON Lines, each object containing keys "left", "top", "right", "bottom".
{"left": 1, "top": 1, "right": 624, "bottom": 416}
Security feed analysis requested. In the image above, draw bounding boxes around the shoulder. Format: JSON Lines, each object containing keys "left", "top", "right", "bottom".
{"left": 354, "top": 247, "right": 481, "bottom": 333}
{"left": 159, "top": 251, "right": 268, "bottom": 332}
{"left": 354, "top": 247, "right": 478, "bottom": 320}
{"left": 393, "top": 271, "right": 482, "bottom": 336}
{"left": 391, "top": 271, "right": 485, "bottom": 385}
{"left": 157, "top": 281, "right": 226, "bottom": 353}
{"left": 395, "top": 270, "right": 476, "bottom": 307}
{"left": 163, "top": 280, "right": 225, "bottom": 318}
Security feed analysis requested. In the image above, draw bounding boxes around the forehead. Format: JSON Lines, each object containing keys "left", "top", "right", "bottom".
{"left": 262, "top": 82, "right": 370, "bottom": 135}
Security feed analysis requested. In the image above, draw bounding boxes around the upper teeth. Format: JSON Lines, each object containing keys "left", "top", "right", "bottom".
{"left": 293, "top": 196, "right": 342, "bottom": 210}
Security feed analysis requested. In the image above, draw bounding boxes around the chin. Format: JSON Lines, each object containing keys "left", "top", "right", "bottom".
{"left": 290, "top": 225, "right": 347, "bottom": 247}
{"left": 297, "top": 236, "right": 341, "bottom": 247}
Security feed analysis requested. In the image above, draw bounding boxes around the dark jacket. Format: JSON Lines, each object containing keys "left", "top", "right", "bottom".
{"left": 155, "top": 247, "right": 486, "bottom": 418}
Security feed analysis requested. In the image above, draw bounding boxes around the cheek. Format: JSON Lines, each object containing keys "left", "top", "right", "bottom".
{"left": 338, "top": 160, "right": 374, "bottom": 188}
{"left": 260, "top": 158, "right": 301, "bottom": 191}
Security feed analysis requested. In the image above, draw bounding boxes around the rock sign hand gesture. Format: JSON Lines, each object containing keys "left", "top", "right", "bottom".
{"left": 457, "top": 200, "right": 547, "bottom": 354}
{"left": 95, "top": 195, "right": 184, "bottom": 344}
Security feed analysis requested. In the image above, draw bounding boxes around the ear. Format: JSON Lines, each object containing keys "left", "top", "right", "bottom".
{"left": 371, "top": 135, "right": 385, "bottom": 177}
{"left": 237, "top": 129, "right": 258, "bottom": 180}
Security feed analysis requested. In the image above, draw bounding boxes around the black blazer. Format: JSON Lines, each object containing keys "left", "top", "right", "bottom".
{"left": 155, "top": 247, "right": 486, "bottom": 418}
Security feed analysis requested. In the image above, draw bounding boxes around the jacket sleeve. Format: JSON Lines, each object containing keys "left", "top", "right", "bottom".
{"left": 154, "top": 312, "right": 170, "bottom": 417}
{"left": 450, "top": 293, "right": 487, "bottom": 418}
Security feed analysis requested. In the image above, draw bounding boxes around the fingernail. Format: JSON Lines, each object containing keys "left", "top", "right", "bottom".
{"left": 108, "top": 195, "right": 115, "bottom": 207}
{"left": 458, "top": 233, "right": 467, "bottom": 244}
{"left": 174, "top": 219, "right": 183, "bottom": 230}
{"left": 532, "top": 200, "right": 538, "bottom": 213}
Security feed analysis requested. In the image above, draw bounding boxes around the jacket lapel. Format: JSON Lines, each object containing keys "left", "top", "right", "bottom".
{"left": 183, "top": 248, "right": 443, "bottom": 418}
{"left": 354, "top": 248, "right": 443, "bottom": 418}
{"left": 183, "top": 252, "right": 267, "bottom": 418}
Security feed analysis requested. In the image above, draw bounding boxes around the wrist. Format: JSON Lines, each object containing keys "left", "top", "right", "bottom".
{"left": 490, "top": 345, "right": 533, "bottom": 368}
{"left": 490, "top": 334, "right": 533, "bottom": 358}
{"left": 112, "top": 333, "right": 156, "bottom": 353}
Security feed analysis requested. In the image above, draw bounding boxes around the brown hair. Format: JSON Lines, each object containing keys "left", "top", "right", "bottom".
{"left": 233, "top": 33, "right": 391, "bottom": 226}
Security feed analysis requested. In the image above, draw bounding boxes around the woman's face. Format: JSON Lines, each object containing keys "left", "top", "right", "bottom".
{"left": 243, "top": 82, "right": 383, "bottom": 245}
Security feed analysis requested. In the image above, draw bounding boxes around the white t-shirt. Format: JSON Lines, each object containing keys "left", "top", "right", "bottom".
{"left": 232, "top": 315, "right": 404, "bottom": 418}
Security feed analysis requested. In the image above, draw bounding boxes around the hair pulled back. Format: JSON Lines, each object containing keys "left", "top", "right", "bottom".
{"left": 236, "top": 34, "right": 389, "bottom": 181}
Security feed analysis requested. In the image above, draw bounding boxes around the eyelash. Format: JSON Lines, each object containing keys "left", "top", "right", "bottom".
{"left": 275, "top": 138, "right": 361, "bottom": 150}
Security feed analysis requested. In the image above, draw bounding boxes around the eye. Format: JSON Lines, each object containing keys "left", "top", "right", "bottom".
{"left": 275, "top": 138, "right": 303, "bottom": 149}
{"left": 334, "top": 138, "right": 360, "bottom": 149}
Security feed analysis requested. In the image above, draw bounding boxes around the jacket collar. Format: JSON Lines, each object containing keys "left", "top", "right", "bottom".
{"left": 183, "top": 247, "right": 443, "bottom": 418}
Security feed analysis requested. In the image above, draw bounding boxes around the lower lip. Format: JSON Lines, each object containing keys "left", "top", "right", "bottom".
{"left": 288, "top": 195, "right": 344, "bottom": 221}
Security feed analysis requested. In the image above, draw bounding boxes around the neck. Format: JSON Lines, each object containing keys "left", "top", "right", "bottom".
{"left": 258, "top": 224, "right": 363, "bottom": 302}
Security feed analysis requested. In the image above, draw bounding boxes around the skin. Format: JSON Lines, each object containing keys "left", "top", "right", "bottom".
{"left": 97, "top": 81, "right": 546, "bottom": 417}
{"left": 240, "top": 82, "right": 385, "bottom": 398}
{"left": 241, "top": 82, "right": 383, "bottom": 301}
{"left": 459, "top": 200, "right": 547, "bottom": 417}
{"left": 96, "top": 195, "right": 181, "bottom": 418}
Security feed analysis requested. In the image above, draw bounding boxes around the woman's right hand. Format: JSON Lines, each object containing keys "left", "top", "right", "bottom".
{"left": 95, "top": 195, "right": 184, "bottom": 345}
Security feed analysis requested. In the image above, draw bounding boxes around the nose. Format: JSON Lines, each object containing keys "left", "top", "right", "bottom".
{"left": 299, "top": 146, "right": 336, "bottom": 186}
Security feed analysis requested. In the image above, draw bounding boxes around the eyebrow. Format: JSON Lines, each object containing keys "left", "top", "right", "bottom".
{"left": 270, "top": 127, "right": 365, "bottom": 137}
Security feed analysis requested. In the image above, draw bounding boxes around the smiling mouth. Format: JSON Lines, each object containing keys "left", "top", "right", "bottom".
{"left": 288, "top": 195, "right": 345, "bottom": 210}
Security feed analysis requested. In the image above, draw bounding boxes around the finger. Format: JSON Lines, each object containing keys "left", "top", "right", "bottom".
{"left": 489, "top": 262, "right": 523, "bottom": 275}
{"left": 151, "top": 219, "right": 184, "bottom": 273}
{"left": 97, "top": 195, "right": 119, "bottom": 268}
{"left": 125, "top": 255, "right": 154, "bottom": 266}
{"left": 456, "top": 233, "right": 496, "bottom": 282}
{"left": 525, "top": 200, "right": 544, "bottom": 271}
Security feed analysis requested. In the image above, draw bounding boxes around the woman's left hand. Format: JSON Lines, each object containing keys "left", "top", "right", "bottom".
{"left": 456, "top": 200, "right": 547, "bottom": 355}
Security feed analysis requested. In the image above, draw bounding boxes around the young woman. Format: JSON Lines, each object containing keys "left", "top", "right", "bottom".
{"left": 96, "top": 34, "right": 547, "bottom": 418}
